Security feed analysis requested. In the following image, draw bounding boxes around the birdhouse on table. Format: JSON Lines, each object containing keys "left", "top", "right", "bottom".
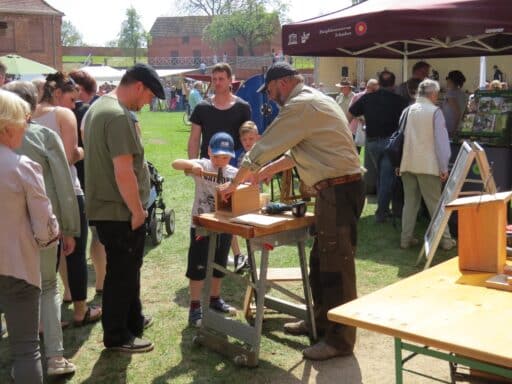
{"left": 445, "top": 191, "right": 512, "bottom": 273}
{"left": 215, "top": 184, "right": 260, "bottom": 217}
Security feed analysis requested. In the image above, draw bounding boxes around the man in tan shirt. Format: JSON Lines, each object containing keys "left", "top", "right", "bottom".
{"left": 220, "top": 62, "right": 365, "bottom": 360}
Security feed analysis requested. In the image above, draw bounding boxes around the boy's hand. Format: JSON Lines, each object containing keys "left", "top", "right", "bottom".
{"left": 218, "top": 182, "right": 236, "bottom": 202}
{"left": 190, "top": 164, "right": 204, "bottom": 176}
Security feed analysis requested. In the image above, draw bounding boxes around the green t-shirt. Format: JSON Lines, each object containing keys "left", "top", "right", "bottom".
{"left": 84, "top": 95, "right": 150, "bottom": 221}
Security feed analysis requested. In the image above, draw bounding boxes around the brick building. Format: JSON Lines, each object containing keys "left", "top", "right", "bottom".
{"left": 148, "top": 16, "right": 281, "bottom": 68}
{"left": 0, "top": 0, "right": 63, "bottom": 70}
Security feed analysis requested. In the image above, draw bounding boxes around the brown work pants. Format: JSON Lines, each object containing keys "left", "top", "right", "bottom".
{"left": 310, "top": 179, "right": 365, "bottom": 352}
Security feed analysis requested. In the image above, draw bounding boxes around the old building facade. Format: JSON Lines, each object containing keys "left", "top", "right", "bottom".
{"left": 0, "top": 0, "right": 63, "bottom": 70}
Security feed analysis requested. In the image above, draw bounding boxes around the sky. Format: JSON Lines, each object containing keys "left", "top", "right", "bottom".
{"left": 45, "top": 0, "right": 351, "bottom": 47}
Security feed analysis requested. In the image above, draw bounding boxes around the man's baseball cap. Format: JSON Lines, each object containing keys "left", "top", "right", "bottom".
{"left": 123, "top": 63, "right": 165, "bottom": 99}
{"left": 209, "top": 132, "right": 235, "bottom": 157}
{"left": 257, "top": 62, "right": 299, "bottom": 93}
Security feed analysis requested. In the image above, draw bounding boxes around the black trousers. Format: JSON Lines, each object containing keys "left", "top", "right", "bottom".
{"left": 66, "top": 195, "right": 88, "bottom": 301}
{"left": 310, "top": 179, "right": 365, "bottom": 352}
{"left": 94, "top": 221, "right": 145, "bottom": 347}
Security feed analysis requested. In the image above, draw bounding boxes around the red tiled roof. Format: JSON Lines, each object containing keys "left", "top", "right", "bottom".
{"left": 150, "top": 16, "right": 213, "bottom": 38}
{"left": 0, "top": 0, "right": 64, "bottom": 16}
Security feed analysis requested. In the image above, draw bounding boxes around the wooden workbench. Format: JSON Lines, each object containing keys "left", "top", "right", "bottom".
{"left": 328, "top": 257, "right": 512, "bottom": 383}
{"left": 193, "top": 211, "right": 316, "bottom": 367}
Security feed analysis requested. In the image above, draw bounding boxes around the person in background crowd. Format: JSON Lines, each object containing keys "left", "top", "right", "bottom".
{"left": 69, "top": 70, "right": 106, "bottom": 295}
{"left": 32, "top": 72, "right": 102, "bottom": 327}
{"left": 441, "top": 70, "right": 467, "bottom": 137}
{"left": 5, "top": 81, "right": 78, "bottom": 377}
{"left": 488, "top": 80, "right": 502, "bottom": 91}
{"left": 0, "top": 89, "right": 60, "bottom": 384}
{"left": 84, "top": 63, "right": 165, "bottom": 353}
{"left": 188, "top": 81, "right": 203, "bottom": 115}
{"left": 188, "top": 63, "right": 251, "bottom": 164}
{"left": 493, "top": 65, "right": 504, "bottom": 82}
{"left": 348, "top": 78, "right": 379, "bottom": 151}
{"left": 0, "top": 61, "right": 6, "bottom": 86}
{"left": 220, "top": 62, "right": 365, "bottom": 361}
{"left": 399, "top": 79, "right": 456, "bottom": 251}
{"left": 349, "top": 70, "right": 408, "bottom": 223}
{"left": 335, "top": 78, "right": 355, "bottom": 119}
{"left": 396, "top": 61, "right": 431, "bottom": 104}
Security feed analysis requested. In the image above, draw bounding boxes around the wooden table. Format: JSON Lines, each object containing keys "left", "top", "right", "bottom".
{"left": 328, "top": 258, "right": 512, "bottom": 383}
{"left": 193, "top": 212, "right": 316, "bottom": 367}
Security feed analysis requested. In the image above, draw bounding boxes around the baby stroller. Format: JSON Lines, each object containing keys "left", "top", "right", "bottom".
{"left": 145, "top": 161, "right": 175, "bottom": 245}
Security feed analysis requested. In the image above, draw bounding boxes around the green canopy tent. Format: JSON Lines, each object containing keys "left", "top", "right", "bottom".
{"left": 0, "top": 54, "right": 56, "bottom": 76}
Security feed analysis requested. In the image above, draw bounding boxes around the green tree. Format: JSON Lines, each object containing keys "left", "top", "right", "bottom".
{"left": 117, "top": 7, "right": 147, "bottom": 64}
{"left": 175, "top": 0, "right": 236, "bottom": 16}
{"left": 61, "top": 20, "right": 84, "bottom": 46}
{"left": 203, "top": 0, "right": 287, "bottom": 56}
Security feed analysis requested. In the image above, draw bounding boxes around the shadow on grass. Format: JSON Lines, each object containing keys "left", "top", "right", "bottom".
{"left": 80, "top": 349, "right": 132, "bottom": 384}
{"left": 150, "top": 326, "right": 333, "bottom": 384}
{"left": 356, "top": 211, "right": 456, "bottom": 279}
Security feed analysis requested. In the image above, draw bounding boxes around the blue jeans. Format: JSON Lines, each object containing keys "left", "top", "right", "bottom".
{"left": 366, "top": 138, "right": 395, "bottom": 218}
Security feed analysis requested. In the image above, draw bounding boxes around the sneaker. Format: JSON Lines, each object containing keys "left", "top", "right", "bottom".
{"left": 209, "top": 298, "right": 237, "bottom": 316}
{"left": 400, "top": 238, "right": 419, "bottom": 249}
{"left": 47, "top": 357, "right": 76, "bottom": 376}
{"left": 108, "top": 337, "right": 154, "bottom": 353}
{"left": 440, "top": 238, "right": 456, "bottom": 251}
{"left": 188, "top": 307, "right": 202, "bottom": 328}
{"left": 234, "top": 254, "right": 250, "bottom": 274}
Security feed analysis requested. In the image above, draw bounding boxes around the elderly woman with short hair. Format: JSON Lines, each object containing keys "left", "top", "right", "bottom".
{"left": 399, "top": 79, "right": 456, "bottom": 251}
{"left": 4, "top": 81, "right": 79, "bottom": 376}
{"left": 0, "top": 89, "right": 60, "bottom": 384}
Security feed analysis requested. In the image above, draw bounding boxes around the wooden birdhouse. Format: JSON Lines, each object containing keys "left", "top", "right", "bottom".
{"left": 215, "top": 184, "right": 260, "bottom": 217}
{"left": 445, "top": 191, "right": 512, "bottom": 273}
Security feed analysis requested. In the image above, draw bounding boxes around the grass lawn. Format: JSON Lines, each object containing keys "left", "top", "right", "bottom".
{"left": 0, "top": 110, "right": 456, "bottom": 383}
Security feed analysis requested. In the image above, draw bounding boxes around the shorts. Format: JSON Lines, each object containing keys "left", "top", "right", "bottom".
{"left": 186, "top": 227, "right": 232, "bottom": 281}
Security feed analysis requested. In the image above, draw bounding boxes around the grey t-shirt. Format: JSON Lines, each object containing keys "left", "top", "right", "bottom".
{"left": 84, "top": 95, "right": 150, "bottom": 221}
{"left": 189, "top": 158, "right": 237, "bottom": 227}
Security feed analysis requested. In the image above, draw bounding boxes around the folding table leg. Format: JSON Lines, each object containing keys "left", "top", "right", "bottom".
{"left": 251, "top": 247, "right": 269, "bottom": 360}
{"left": 395, "top": 337, "right": 404, "bottom": 384}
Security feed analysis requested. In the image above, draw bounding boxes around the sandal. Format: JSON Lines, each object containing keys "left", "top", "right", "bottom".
{"left": 73, "top": 306, "right": 102, "bottom": 327}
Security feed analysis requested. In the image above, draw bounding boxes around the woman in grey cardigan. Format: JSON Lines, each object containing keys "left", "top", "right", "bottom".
{"left": 4, "top": 81, "right": 78, "bottom": 377}
{"left": 0, "top": 89, "right": 60, "bottom": 383}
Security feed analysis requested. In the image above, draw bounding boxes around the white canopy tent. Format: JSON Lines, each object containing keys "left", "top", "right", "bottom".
{"left": 80, "top": 65, "right": 124, "bottom": 83}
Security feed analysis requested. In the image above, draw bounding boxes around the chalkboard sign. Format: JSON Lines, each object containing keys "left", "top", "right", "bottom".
{"left": 417, "top": 141, "right": 495, "bottom": 269}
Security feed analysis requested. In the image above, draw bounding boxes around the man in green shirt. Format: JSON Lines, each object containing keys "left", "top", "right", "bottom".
{"left": 220, "top": 62, "right": 365, "bottom": 361}
{"left": 84, "top": 64, "right": 165, "bottom": 353}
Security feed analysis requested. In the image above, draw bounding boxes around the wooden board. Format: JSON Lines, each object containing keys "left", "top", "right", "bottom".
{"left": 193, "top": 212, "right": 315, "bottom": 239}
{"left": 328, "top": 257, "right": 512, "bottom": 369}
{"left": 229, "top": 213, "right": 294, "bottom": 227}
{"left": 485, "top": 274, "right": 512, "bottom": 292}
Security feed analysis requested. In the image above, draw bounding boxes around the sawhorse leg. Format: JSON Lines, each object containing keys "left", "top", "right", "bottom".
{"left": 298, "top": 240, "right": 317, "bottom": 341}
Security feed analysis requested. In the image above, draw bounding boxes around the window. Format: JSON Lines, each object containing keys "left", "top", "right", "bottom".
{"left": 237, "top": 46, "right": 244, "bottom": 56}
{"left": 182, "top": 36, "right": 189, "bottom": 44}
{"left": 170, "top": 50, "right": 179, "bottom": 58}
{"left": 193, "top": 50, "right": 201, "bottom": 65}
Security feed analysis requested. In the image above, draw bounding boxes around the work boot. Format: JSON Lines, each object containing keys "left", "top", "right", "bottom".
{"left": 302, "top": 340, "right": 352, "bottom": 361}
{"left": 400, "top": 238, "right": 419, "bottom": 249}
{"left": 284, "top": 320, "right": 309, "bottom": 336}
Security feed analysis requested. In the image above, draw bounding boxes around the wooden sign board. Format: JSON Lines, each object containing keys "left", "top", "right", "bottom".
{"left": 417, "top": 141, "right": 497, "bottom": 269}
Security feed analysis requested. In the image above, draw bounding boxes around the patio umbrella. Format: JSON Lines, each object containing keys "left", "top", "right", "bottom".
{"left": 0, "top": 54, "right": 57, "bottom": 76}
